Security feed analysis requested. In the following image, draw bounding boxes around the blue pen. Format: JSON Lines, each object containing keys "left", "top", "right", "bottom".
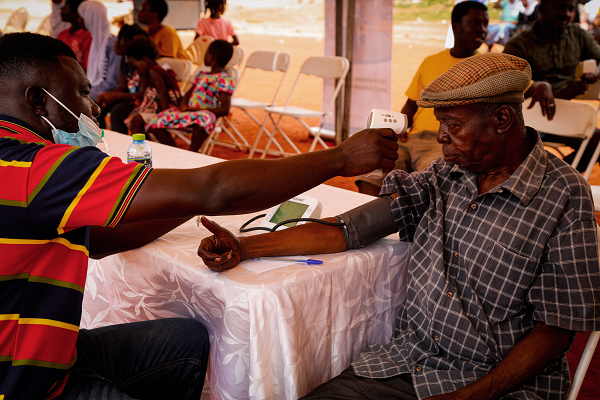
{"left": 253, "top": 257, "right": 323, "bottom": 265}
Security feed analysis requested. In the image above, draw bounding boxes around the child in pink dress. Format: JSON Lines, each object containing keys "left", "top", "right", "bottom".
{"left": 146, "top": 40, "right": 234, "bottom": 152}
{"left": 194, "top": 0, "right": 240, "bottom": 46}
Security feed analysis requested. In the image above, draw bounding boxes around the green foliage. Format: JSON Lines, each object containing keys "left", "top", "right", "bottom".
{"left": 392, "top": 0, "right": 501, "bottom": 22}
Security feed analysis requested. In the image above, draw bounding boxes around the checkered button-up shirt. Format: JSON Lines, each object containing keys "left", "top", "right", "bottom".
{"left": 352, "top": 129, "right": 600, "bottom": 399}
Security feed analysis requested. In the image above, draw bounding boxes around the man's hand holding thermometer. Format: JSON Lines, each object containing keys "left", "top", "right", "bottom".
{"left": 364, "top": 109, "right": 408, "bottom": 178}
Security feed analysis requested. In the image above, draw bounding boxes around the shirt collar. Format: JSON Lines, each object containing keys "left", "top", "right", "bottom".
{"left": 450, "top": 127, "right": 546, "bottom": 206}
{"left": 0, "top": 114, "right": 51, "bottom": 143}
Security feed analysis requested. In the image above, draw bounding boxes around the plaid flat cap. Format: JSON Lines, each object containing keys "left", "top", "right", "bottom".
{"left": 417, "top": 53, "right": 532, "bottom": 108}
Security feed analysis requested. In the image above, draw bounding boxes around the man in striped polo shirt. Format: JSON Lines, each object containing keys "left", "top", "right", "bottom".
{"left": 0, "top": 32, "right": 400, "bottom": 399}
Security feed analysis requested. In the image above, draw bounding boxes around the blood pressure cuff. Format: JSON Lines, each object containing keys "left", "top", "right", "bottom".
{"left": 335, "top": 195, "right": 398, "bottom": 250}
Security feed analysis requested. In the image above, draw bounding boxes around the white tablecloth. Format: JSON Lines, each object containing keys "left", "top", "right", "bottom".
{"left": 81, "top": 131, "right": 411, "bottom": 400}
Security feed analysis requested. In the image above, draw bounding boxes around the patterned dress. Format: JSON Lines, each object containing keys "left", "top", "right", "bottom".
{"left": 144, "top": 71, "right": 234, "bottom": 134}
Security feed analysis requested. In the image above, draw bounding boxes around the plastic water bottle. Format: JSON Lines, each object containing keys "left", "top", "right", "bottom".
{"left": 127, "top": 133, "right": 152, "bottom": 167}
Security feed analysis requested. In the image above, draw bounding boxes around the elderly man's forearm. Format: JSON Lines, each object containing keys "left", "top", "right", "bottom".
{"left": 438, "top": 322, "right": 572, "bottom": 400}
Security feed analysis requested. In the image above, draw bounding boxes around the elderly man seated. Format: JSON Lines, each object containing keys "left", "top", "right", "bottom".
{"left": 198, "top": 53, "right": 600, "bottom": 400}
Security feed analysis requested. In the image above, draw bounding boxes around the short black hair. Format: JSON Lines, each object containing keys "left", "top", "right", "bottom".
{"left": 117, "top": 24, "right": 148, "bottom": 43}
{"left": 146, "top": 0, "right": 169, "bottom": 22}
{"left": 126, "top": 36, "right": 159, "bottom": 61}
{"left": 0, "top": 32, "right": 76, "bottom": 82}
{"left": 451, "top": 1, "right": 488, "bottom": 24}
{"left": 208, "top": 39, "right": 233, "bottom": 68}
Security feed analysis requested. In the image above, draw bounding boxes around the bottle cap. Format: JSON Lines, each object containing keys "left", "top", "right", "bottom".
{"left": 132, "top": 133, "right": 145, "bottom": 141}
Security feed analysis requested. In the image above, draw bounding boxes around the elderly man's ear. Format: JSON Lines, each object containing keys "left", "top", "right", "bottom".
{"left": 493, "top": 104, "right": 515, "bottom": 134}
{"left": 25, "top": 86, "right": 48, "bottom": 117}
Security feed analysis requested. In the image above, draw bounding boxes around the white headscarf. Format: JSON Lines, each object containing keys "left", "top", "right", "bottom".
{"left": 78, "top": 1, "right": 112, "bottom": 87}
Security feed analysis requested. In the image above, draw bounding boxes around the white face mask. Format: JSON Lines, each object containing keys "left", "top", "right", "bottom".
{"left": 41, "top": 88, "right": 105, "bottom": 148}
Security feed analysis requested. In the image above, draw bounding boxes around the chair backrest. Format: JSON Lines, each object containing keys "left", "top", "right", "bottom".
{"left": 226, "top": 46, "right": 245, "bottom": 69}
{"left": 282, "top": 56, "right": 349, "bottom": 114}
{"left": 300, "top": 56, "right": 349, "bottom": 80}
{"left": 186, "top": 35, "right": 214, "bottom": 66}
{"left": 36, "top": 14, "right": 52, "bottom": 36}
{"left": 523, "top": 98, "right": 598, "bottom": 169}
{"left": 233, "top": 50, "right": 291, "bottom": 102}
{"left": 157, "top": 57, "right": 193, "bottom": 83}
{"left": 4, "top": 7, "right": 29, "bottom": 32}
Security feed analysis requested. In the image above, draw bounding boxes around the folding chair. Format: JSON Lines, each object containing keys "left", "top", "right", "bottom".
{"left": 254, "top": 56, "right": 349, "bottom": 158}
{"left": 185, "top": 35, "right": 213, "bottom": 66}
{"left": 157, "top": 57, "right": 193, "bottom": 83}
{"left": 200, "top": 66, "right": 247, "bottom": 155}
{"left": 213, "top": 50, "right": 291, "bottom": 158}
{"left": 523, "top": 98, "right": 598, "bottom": 171}
{"left": 3, "top": 7, "right": 29, "bottom": 33}
{"left": 36, "top": 14, "right": 52, "bottom": 36}
{"left": 566, "top": 331, "right": 600, "bottom": 400}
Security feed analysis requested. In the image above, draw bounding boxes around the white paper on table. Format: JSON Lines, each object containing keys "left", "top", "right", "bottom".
{"left": 239, "top": 256, "right": 309, "bottom": 274}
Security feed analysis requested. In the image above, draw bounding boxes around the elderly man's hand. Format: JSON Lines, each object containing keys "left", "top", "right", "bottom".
{"left": 197, "top": 217, "right": 243, "bottom": 272}
{"left": 331, "top": 128, "right": 399, "bottom": 177}
{"left": 526, "top": 81, "right": 556, "bottom": 121}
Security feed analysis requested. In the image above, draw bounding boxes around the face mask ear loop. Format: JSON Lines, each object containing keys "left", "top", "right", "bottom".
{"left": 41, "top": 88, "right": 80, "bottom": 121}
{"left": 40, "top": 115, "right": 57, "bottom": 131}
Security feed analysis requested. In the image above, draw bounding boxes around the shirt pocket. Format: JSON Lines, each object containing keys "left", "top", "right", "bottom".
{"left": 464, "top": 238, "right": 539, "bottom": 326}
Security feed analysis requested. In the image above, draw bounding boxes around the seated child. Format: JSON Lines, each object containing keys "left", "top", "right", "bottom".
{"left": 123, "top": 36, "right": 182, "bottom": 135}
{"left": 146, "top": 39, "right": 234, "bottom": 152}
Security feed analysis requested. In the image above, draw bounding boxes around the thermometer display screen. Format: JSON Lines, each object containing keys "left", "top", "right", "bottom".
{"left": 269, "top": 201, "right": 310, "bottom": 227}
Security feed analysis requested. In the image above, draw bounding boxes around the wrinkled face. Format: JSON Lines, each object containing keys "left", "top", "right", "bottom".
{"left": 43, "top": 56, "right": 100, "bottom": 139}
{"left": 434, "top": 103, "right": 502, "bottom": 173}
{"left": 540, "top": 0, "right": 576, "bottom": 31}
{"left": 453, "top": 8, "right": 489, "bottom": 52}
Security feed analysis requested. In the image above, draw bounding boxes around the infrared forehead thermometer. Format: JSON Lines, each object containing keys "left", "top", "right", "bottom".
{"left": 365, "top": 109, "right": 408, "bottom": 178}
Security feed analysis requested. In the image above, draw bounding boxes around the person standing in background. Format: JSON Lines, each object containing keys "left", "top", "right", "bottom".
{"left": 485, "top": 0, "right": 521, "bottom": 50}
{"left": 50, "top": 0, "right": 70, "bottom": 38}
{"left": 137, "top": 0, "right": 190, "bottom": 59}
{"left": 79, "top": 1, "right": 121, "bottom": 101}
{"left": 57, "top": 0, "right": 92, "bottom": 71}
{"left": 195, "top": 0, "right": 240, "bottom": 45}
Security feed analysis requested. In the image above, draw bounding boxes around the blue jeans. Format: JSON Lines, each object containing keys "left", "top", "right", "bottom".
{"left": 56, "top": 318, "right": 209, "bottom": 400}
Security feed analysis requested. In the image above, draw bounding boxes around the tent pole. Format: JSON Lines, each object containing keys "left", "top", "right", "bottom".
{"left": 342, "top": 0, "right": 355, "bottom": 141}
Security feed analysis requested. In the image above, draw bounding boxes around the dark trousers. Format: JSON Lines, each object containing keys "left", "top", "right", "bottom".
{"left": 300, "top": 367, "right": 418, "bottom": 400}
{"left": 56, "top": 318, "right": 209, "bottom": 400}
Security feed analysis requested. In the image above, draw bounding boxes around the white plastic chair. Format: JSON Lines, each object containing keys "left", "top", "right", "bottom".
{"left": 566, "top": 330, "right": 600, "bottom": 400}
{"left": 215, "top": 50, "right": 291, "bottom": 158}
{"left": 3, "top": 7, "right": 29, "bottom": 33}
{"left": 253, "top": 56, "right": 349, "bottom": 158}
{"left": 523, "top": 98, "right": 599, "bottom": 171}
{"left": 226, "top": 46, "right": 245, "bottom": 69}
{"left": 36, "top": 14, "right": 52, "bottom": 36}
{"left": 185, "top": 35, "right": 214, "bottom": 66}
{"left": 157, "top": 57, "right": 193, "bottom": 83}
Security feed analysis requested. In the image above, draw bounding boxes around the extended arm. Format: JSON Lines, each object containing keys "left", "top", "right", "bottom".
{"left": 148, "top": 69, "right": 171, "bottom": 111}
{"left": 425, "top": 322, "right": 572, "bottom": 400}
{"left": 91, "top": 128, "right": 400, "bottom": 257}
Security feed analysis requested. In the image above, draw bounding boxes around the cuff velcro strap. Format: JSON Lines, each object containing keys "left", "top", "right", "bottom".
{"left": 335, "top": 196, "right": 397, "bottom": 250}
